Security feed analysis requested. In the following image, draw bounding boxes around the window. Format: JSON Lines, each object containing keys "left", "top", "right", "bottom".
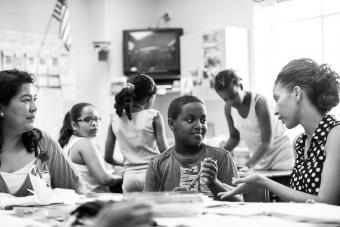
{"left": 254, "top": 0, "right": 340, "bottom": 118}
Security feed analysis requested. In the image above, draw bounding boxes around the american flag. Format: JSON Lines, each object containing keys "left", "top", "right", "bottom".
{"left": 52, "top": 0, "right": 71, "bottom": 51}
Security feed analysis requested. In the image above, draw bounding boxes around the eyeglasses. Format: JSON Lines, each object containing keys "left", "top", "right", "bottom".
{"left": 76, "top": 116, "right": 102, "bottom": 124}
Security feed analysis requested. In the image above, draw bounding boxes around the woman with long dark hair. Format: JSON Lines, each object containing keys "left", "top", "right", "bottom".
{"left": 0, "top": 69, "right": 85, "bottom": 196}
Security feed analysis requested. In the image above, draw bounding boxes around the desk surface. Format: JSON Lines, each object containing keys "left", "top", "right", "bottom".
{"left": 1, "top": 193, "right": 340, "bottom": 227}
{"left": 156, "top": 201, "right": 340, "bottom": 227}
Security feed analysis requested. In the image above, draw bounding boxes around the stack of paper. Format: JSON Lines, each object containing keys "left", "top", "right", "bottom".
{"left": 124, "top": 191, "right": 206, "bottom": 217}
{"left": 0, "top": 189, "right": 79, "bottom": 209}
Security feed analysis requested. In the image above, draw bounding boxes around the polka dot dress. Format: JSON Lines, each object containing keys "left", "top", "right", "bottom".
{"left": 290, "top": 115, "right": 339, "bottom": 195}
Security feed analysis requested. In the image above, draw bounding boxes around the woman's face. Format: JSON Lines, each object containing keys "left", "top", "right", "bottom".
{"left": 1, "top": 83, "right": 38, "bottom": 134}
{"left": 216, "top": 84, "right": 243, "bottom": 107}
{"left": 273, "top": 83, "right": 299, "bottom": 129}
{"left": 73, "top": 105, "right": 100, "bottom": 138}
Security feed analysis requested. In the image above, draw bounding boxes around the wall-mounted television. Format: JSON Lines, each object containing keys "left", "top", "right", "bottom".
{"left": 123, "top": 28, "right": 183, "bottom": 84}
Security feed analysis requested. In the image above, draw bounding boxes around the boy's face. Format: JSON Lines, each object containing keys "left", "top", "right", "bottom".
{"left": 169, "top": 102, "right": 207, "bottom": 147}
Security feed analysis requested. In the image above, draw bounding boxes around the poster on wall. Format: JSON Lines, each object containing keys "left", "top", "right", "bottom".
{"left": 203, "top": 31, "right": 222, "bottom": 79}
{"left": 2, "top": 50, "right": 14, "bottom": 70}
{"left": 0, "top": 31, "right": 72, "bottom": 139}
{"left": 13, "top": 51, "right": 25, "bottom": 70}
{"left": 25, "top": 52, "right": 38, "bottom": 74}
{"left": 192, "top": 31, "right": 222, "bottom": 100}
{"left": 0, "top": 31, "right": 69, "bottom": 74}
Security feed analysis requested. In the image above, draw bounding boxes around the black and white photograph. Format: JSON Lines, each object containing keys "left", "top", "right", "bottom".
{"left": 0, "top": 0, "right": 340, "bottom": 227}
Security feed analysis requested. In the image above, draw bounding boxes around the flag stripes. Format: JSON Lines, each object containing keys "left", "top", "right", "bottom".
{"left": 52, "top": 0, "right": 71, "bottom": 51}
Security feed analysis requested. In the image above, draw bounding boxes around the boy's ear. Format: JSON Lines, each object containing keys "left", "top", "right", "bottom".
{"left": 168, "top": 118, "right": 176, "bottom": 131}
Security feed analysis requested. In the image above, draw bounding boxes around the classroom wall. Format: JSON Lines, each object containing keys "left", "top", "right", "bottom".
{"left": 0, "top": 0, "right": 157, "bottom": 143}
{"left": 92, "top": 0, "right": 158, "bottom": 145}
{"left": 0, "top": 0, "right": 57, "bottom": 33}
{"left": 152, "top": 0, "right": 254, "bottom": 138}
{"left": 0, "top": 0, "right": 93, "bottom": 139}
{"left": 0, "top": 0, "right": 255, "bottom": 144}
{"left": 92, "top": 0, "right": 255, "bottom": 142}
{"left": 155, "top": 0, "right": 253, "bottom": 33}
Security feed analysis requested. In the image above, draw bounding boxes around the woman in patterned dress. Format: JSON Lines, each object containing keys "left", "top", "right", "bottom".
{"left": 218, "top": 58, "right": 340, "bottom": 205}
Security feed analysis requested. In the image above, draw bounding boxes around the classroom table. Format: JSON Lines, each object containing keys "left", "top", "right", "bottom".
{"left": 156, "top": 201, "right": 340, "bottom": 227}
{"left": 1, "top": 192, "right": 340, "bottom": 227}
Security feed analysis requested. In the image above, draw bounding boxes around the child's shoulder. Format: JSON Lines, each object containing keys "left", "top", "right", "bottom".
{"left": 204, "top": 143, "right": 227, "bottom": 152}
{"left": 150, "top": 147, "right": 172, "bottom": 163}
{"left": 145, "top": 108, "right": 160, "bottom": 116}
{"left": 134, "top": 109, "right": 160, "bottom": 119}
{"left": 204, "top": 144, "right": 232, "bottom": 158}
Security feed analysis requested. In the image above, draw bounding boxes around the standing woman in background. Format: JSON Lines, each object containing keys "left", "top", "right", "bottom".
{"left": 59, "top": 103, "right": 122, "bottom": 193}
{"left": 0, "top": 69, "right": 84, "bottom": 196}
{"left": 214, "top": 69, "right": 295, "bottom": 172}
{"left": 105, "top": 74, "right": 169, "bottom": 193}
{"left": 219, "top": 58, "right": 340, "bottom": 205}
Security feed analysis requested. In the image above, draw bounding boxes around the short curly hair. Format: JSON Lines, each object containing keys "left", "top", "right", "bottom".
{"left": 168, "top": 95, "right": 204, "bottom": 120}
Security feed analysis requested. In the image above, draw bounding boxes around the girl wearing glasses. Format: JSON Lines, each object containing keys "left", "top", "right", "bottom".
{"left": 105, "top": 74, "right": 169, "bottom": 193}
{"left": 59, "top": 103, "right": 122, "bottom": 193}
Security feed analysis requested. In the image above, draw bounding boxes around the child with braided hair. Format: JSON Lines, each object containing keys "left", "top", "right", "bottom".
{"left": 105, "top": 74, "right": 169, "bottom": 193}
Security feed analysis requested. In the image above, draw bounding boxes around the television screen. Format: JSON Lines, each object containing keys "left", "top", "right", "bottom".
{"left": 123, "top": 28, "right": 183, "bottom": 84}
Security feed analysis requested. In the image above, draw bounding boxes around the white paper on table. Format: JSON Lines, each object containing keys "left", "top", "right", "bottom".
{"left": 0, "top": 189, "right": 80, "bottom": 209}
{"left": 155, "top": 213, "right": 317, "bottom": 227}
{"left": 29, "top": 173, "right": 53, "bottom": 205}
{"left": 52, "top": 188, "right": 79, "bottom": 205}
{"left": 261, "top": 203, "right": 340, "bottom": 223}
{"left": 0, "top": 213, "right": 48, "bottom": 227}
{"left": 77, "top": 193, "right": 123, "bottom": 204}
{"left": 0, "top": 193, "right": 38, "bottom": 209}
{"left": 203, "top": 202, "right": 340, "bottom": 224}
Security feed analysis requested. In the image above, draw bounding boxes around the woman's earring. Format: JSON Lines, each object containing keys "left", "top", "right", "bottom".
{"left": 0, "top": 112, "right": 4, "bottom": 118}
{"left": 73, "top": 129, "right": 78, "bottom": 135}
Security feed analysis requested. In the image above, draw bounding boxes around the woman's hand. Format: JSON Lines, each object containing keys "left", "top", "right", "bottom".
{"left": 95, "top": 201, "right": 153, "bottom": 227}
{"left": 217, "top": 174, "right": 262, "bottom": 200}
